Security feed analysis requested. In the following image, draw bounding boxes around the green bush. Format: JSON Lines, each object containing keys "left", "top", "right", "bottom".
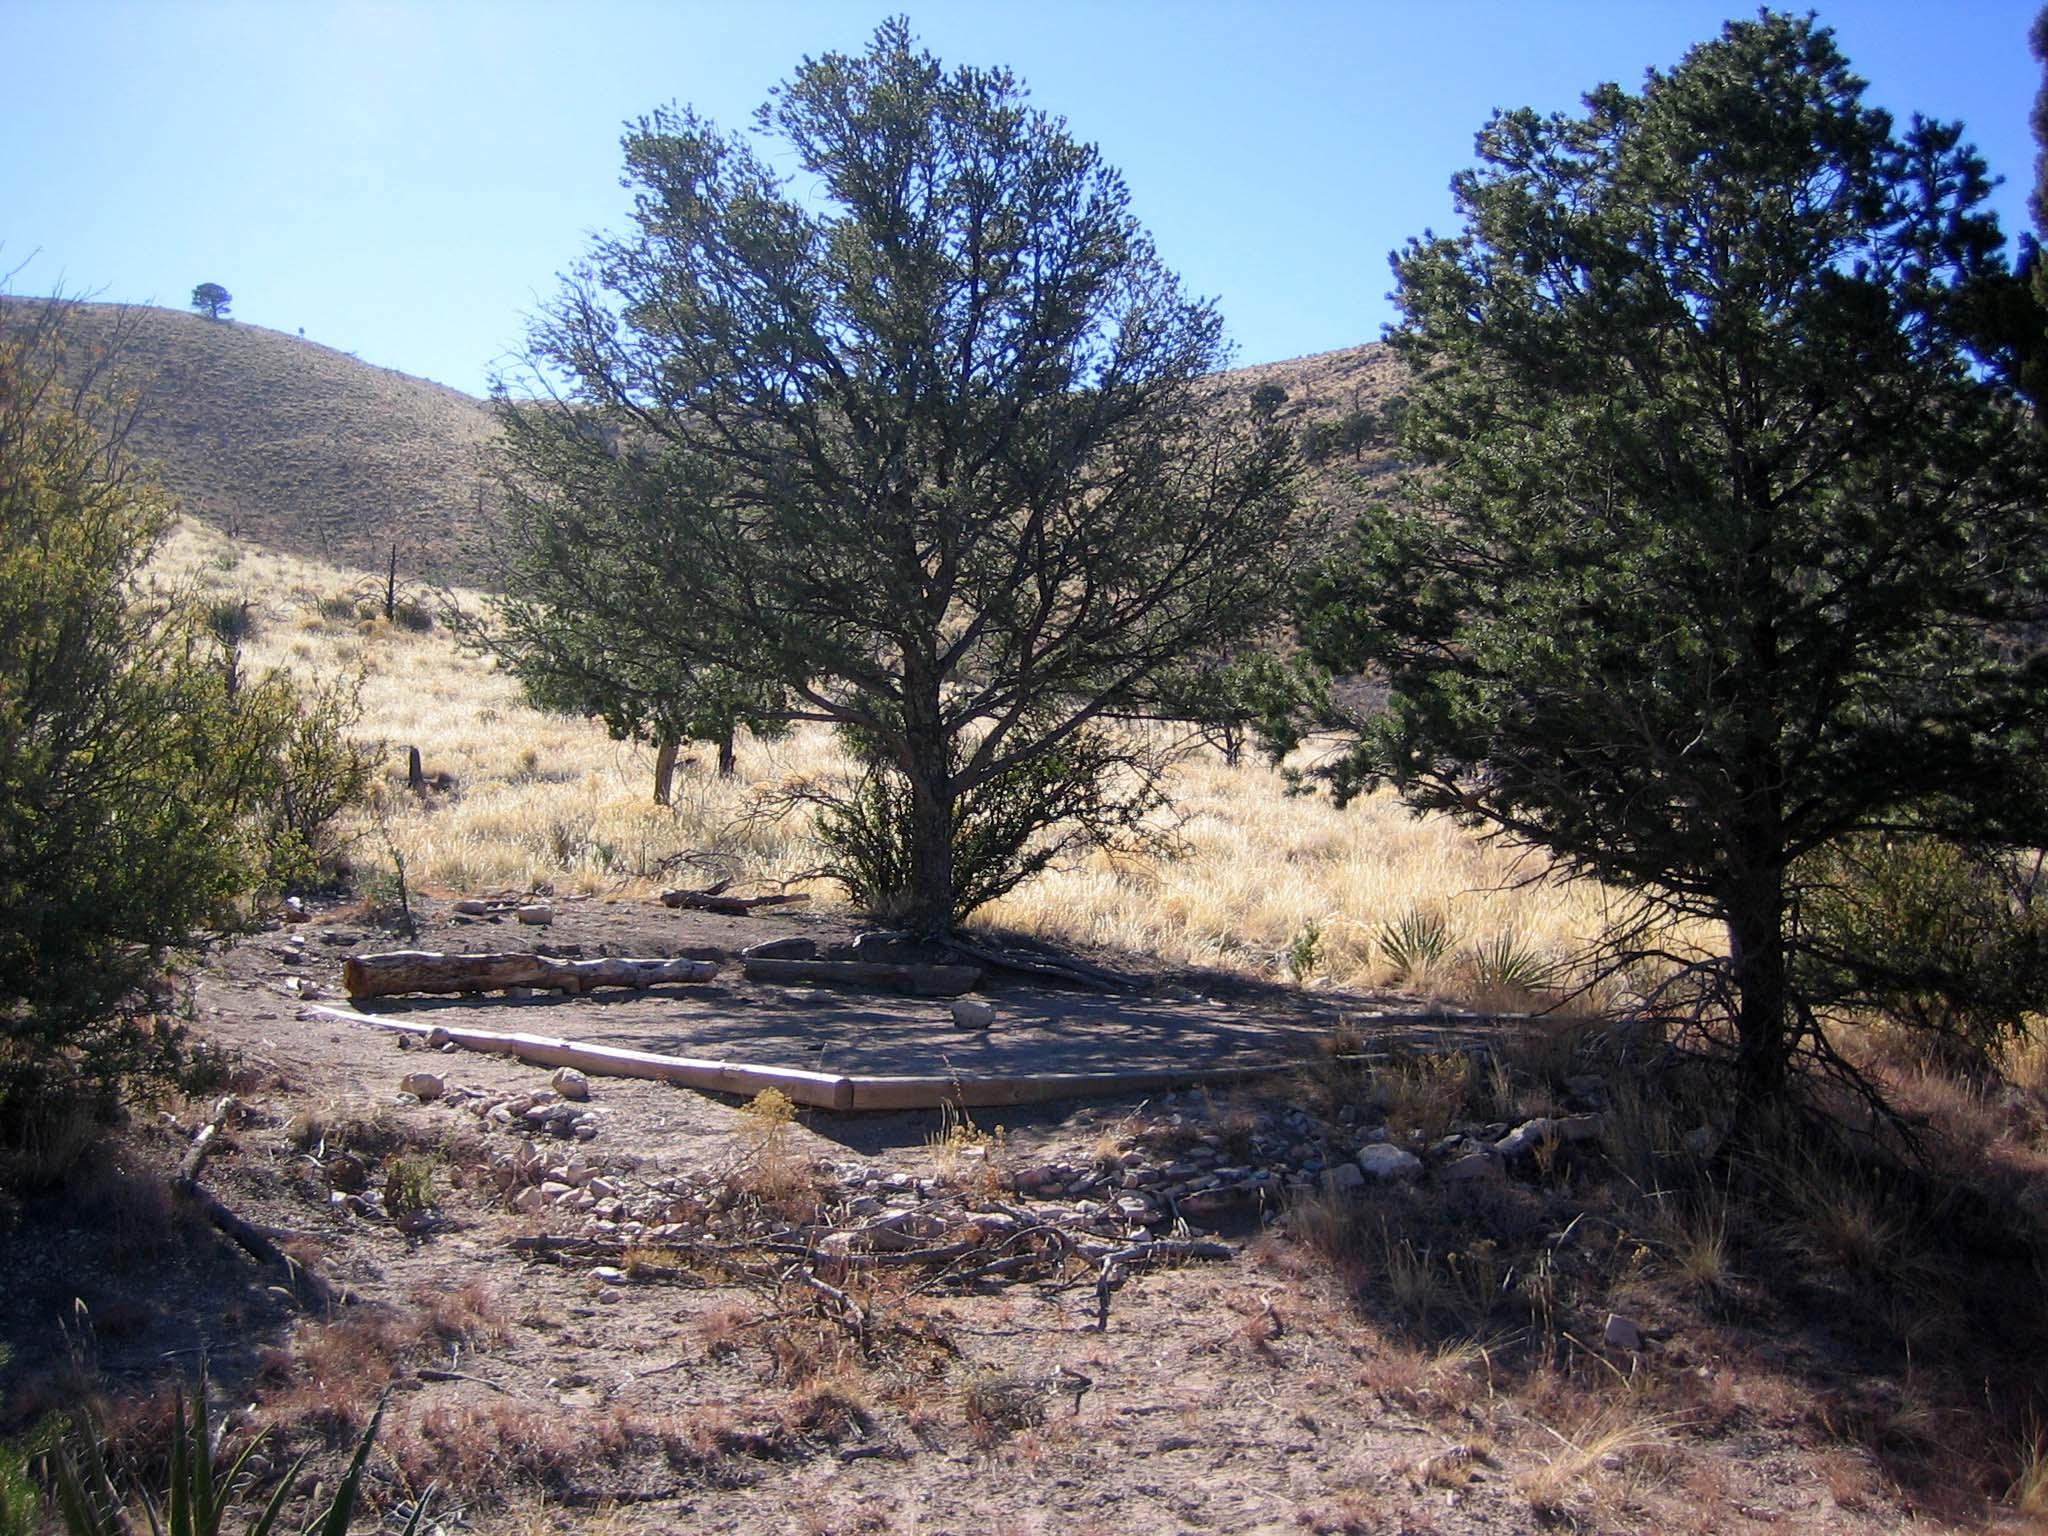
{"left": 1800, "top": 835, "right": 2048, "bottom": 1072}
{"left": 0, "top": 297, "right": 368, "bottom": 1147}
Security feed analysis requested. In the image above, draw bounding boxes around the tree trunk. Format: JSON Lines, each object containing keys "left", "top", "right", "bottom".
{"left": 653, "top": 737, "right": 680, "bottom": 805}
{"left": 1725, "top": 878, "right": 1791, "bottom": 1106}
{"left": 717, "top": 730, "right": 736, "bottom": 779}
{"left": 901, "top": 659, "right": 956, "bottom": 934}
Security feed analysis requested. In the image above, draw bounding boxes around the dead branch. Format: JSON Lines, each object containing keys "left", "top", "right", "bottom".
{"left": 662, "top": 886, "right": 809, "bottom": 915}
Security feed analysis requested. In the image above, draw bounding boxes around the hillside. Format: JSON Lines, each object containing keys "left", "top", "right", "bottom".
{"left": 4, "top": 298, "right": 1405, "bottom": 583}
{"left": 0, "top": 298, "right": 507, "bottom": 584}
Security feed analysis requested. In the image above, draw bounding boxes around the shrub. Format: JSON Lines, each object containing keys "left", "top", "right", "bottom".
{"left": 0, "top": 296, "right": 366, "bottom": 1151}
{"left": 1799, "top": 835, "right": 2048, "bottom": 1073}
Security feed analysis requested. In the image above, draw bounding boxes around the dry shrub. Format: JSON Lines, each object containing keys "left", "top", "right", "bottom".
{"left": 413, "top": 1278, "right": 507, "bottom": 1350}
{"left": 388, "top": 1400, "right": 638, "bottom": 1500}
{"left": 961, "top": 1369, "right": 1048, "bottom": 1441}
{"left": 261, "top": 1309, "right": 416, "bottom": 1438}
{"left": 732, "top": 1088, "right": 820, "bottom": 1222}
{"left": 781, "top": 1370, "right": 877, "bottom": 1445}
{"left": 1516, "top": 1398, "right": 1675, "bottom": 1519}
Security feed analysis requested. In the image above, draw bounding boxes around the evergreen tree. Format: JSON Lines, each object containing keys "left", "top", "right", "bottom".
{"left": 1298, "top": 13, "right": 2048, "bottom": 1103}
{"left": 500, "top": 20, "right": 1301, "bottom": 930}
{"left": 189, "top": 282, "right": 231, "bottom": 320}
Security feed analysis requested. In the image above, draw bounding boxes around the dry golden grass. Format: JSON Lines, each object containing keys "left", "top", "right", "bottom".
{"left": 156, "top": 518, "right": 1667, "bottom": 1002}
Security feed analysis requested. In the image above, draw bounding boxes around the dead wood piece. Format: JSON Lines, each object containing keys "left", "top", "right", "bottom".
{"left": 938, "top": 935, "right": 1141, "bottom": 993}
{"left": 176, "top": 1095, "right": 236, "bottom": 1185}
{"left": 176, "top": 1180, "right": 341, "bottom": 1310}
{"left": 416, "top": 1367, "right": 519, "bottom": 1396}
{"left": 1091, "top": 1239, "right": 1236, "bottom": 1332}
{"left": 741, "top": 957, "right": 982, "bottom": 997}
{"left": 661, "top": 886, "right": 809, "bottom": 915}
{"left": 344, "top": 949, "right": 719, "bottom": 999}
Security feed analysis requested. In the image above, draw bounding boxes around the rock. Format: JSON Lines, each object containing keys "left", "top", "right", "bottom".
{"left": 400, "top": 1071, "right": 446, "bottom": 1102}
{"left": 1323, "top": 1162, "right": 1365, "bottom": 1194}
{"left": 1439, "top": 1151, "right": 1504, "bottom": 1184}
{"left": 552, "top": 1067, "right": 592, "bottom": 1101}
{"left": 1682, "top": 1124, "right": 1721, "bottom": 1159}
{"left": 1555, "top": 1114, "right": 1602, "bottom": 1143}
{"left": 1603, "top": 1313, "right": 1643, "bottom": 1352}
{"left": 742, "top": 936, "right": 817, "bottom": 960}
{"left": 515, "top": 904, "right": 555, "bottom": 925}
{"left": 1564, "top": 1073, "right": 1607, "bottom": 1109}
{"left": 1356, "top": 1144, "right": 1423, "bottom": 1182}
{"left": 539, "top": 1180, "right": 574, "bottom": 1203}
{"left": 325, "top": 1152, "right": 369, "bottom": 1193}
{"left": 1494, "top": 1118, "right": 1557, "bottom": 1160}
{"left": 512, "top": 1185, "right": 546, "bottom": 1214}
{"left": 572, "top": 1119, "right": 600, "bottom": 1141}
{"left": 426, "top": 1026, "right": 454, "bottom": 1049}
{"left": 590, "top": 1266, "right": 627, "bottom": 1286}
{"left": 587, "top": 1177, "right": 622, "bottom": 1200}
{"left": 949, "top": 999, "right": 997, "bottom": 1030}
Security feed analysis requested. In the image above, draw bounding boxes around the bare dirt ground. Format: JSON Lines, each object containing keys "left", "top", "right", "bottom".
{"left": 2, "top": 894, "right": 2036, "bottom": 1535}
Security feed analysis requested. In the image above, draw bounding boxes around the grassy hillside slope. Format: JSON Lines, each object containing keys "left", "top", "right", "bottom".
{"left": 5, "top": 298, "right": 1404, "bottom": 585}
{"left": 0, "top": 298, "right": 506, "bottom": 584}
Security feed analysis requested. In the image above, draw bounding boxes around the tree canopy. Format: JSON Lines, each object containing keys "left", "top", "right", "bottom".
{"left": 498, "top": 19, "right": 1302, "bottom": 930}
{"left": 189, "top": 282, "right": 231, "bottom": 320}
{"left": 1297, "top": 11, "right": 2048, "bottom": 1102}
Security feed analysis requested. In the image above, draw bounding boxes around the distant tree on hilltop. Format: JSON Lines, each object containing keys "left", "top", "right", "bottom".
{"left": 190, "top": 283, "right": 231, "bottom": 320}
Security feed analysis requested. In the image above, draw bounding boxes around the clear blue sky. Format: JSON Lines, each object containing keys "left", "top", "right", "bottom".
{"left": 4, "top": 1, "right": 2039, "bottom": 398}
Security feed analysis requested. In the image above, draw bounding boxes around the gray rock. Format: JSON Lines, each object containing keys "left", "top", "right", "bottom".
{"left": 1494, "top": 1118, "right": 1557, "bottom": 1160}
{"left": 1357, "top": 1143, "right": 1424, "bottom": 1182}
{"left": 551, "top": 1067, "right": 592, "bottom": 1101}
{"left": 742, "top": 936, "right": 817, "bottom": 960}
{"left": 515, "top": 904, "right": 555, "bottom": 925}
{"left": 1603, "top": 1313, "right": 1643, "bottom": 1352}
{"left": 399, "top": 1071, "right": 445, "bottom": 1102}
{"left": 949, "top": 998, "right": 997, "bottom": 1030}
{"left": 1323, "top": 1162, "right": 1366, "bottom": 1193}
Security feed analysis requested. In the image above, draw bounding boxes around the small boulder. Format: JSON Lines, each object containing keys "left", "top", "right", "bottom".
{"left": 1494, "top": 1118, "right": 1556, "bottom": 1160}
{"left": 552, "top": 1067, "right": 592, "bottom": 1101}
{"left": 1356, "top": 1143, "right": 1423, "bottom": 1182}
{"left": 1603, "top": 1313, "right": 1643, "bottom": 1352}
{"left": 514, "top": 904, "right": 555, "bottom": 926}
{"left": 1322, "top": 1162, "right": 1366, "bottom": 1194}
{"left": 400, "top": 1071, "right": 446, "bottom": 1102}
{"left": 949, "top": 999, "right": 997, "bottom": 1030}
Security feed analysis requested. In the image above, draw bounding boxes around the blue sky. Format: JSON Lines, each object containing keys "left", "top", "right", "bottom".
{"left": 4, "top": 1, "right": 2040, "bottom": 397}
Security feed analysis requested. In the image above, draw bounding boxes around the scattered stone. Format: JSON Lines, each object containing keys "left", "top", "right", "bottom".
{"left": 539, "top": 1180, "right": 574, "bottom": 1203}
{"left": 1682, "top": 1124, "right": 1721, "bottom": 1159}
{"left": 426, "top": 1026, "right": 454, "bottom": 1049}
{"left": 512, "top": 1185, "right": 546, "bottom": 1215}
{"left": 514, "top": 904, "right": 555, "bottom": 926}
{"left": 949, "top": 999, "right": 997, "bottom": 1030}
{"left": 399, "top": 1071, "right": 446, "bottom": 1102}
{"left": 552, "top": 1067, "right": 591, "bottom": 1101}
{"left": 1494, "top": 1118, "right": 1556, "bottom": 1160}
{"left": 590, "top": 1265, "right": 627, "bottom": 1285}
{"left": 1603, "top": 1313, "right": 1643, "bottom": 1352}
{"left": 1356, "top": 1144, "right": 1423, "bottom": 1182}
{"left": 742, "top": 936, "right": 817, "bottom": 960}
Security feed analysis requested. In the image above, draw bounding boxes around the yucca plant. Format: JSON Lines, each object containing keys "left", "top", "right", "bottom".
{"left": 1377, "top": 908, "right": 1454, "bottom": 983}
{"left": 42, "top": 1365, "right": 428, "bottom": 1536}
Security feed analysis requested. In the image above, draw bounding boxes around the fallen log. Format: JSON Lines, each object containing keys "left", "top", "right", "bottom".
{"left": 742, "top": 957, "right": 981, "bottom": 997}
{"left": 172, "top": 1096, "right": 342, "bottom": 1310}
{"left": 662, "top": 887, "right": 811, "bottom": 915}
{"left": 301, "top": 1005, "right": 860, "bottom": 1109}
{"left": 344, "top": 949, "right": 720, "bottom": 1000}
